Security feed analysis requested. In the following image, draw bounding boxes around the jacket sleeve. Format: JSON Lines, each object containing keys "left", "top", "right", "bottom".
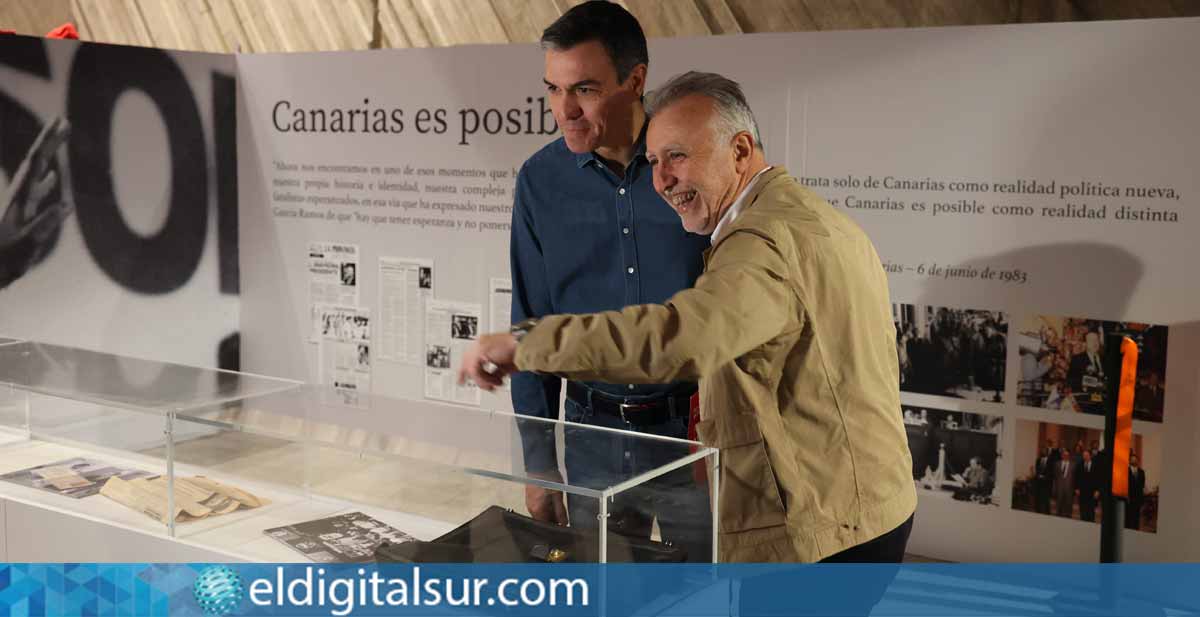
{"left": 508, "top": 162, "right": 561, "bottom": 473}
{"left": 516, "top": 226, "right": 797, "bottom": 384}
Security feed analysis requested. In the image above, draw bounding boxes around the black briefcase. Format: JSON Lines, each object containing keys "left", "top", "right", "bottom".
{"left": 374, "top": 505, "right": 687, "bottom": 563}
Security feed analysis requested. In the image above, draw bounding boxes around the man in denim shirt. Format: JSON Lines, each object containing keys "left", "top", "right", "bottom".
{"left": 510, "top": 1, "right": 711, "bottom": 561}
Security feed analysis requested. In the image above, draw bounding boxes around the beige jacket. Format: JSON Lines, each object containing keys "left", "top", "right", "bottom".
{"left": 516, "top": 167, "right": 916, "bottom": 562}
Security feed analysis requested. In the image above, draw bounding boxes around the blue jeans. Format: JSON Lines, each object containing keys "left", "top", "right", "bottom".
{"left": 562, "top": 397, "right": 713, "bottom": 562}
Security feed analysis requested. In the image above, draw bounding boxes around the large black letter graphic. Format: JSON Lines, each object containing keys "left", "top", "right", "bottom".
{"left": 67, "top": 44, "right": 208, "bottom": 294}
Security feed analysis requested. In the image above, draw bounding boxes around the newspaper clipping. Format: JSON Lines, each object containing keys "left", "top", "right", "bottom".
{"left": 0, "top": 457, "right": 155, "bottom": 499}
{"left": 489, "top": 278, "right": 512, "bottom": 392}
{"left": 309, "top": 241, "right": 359, "bottom": 341}
{"left": 377, "top": 256, "right": 433, "bottom": 364}
{"left": 425, "top": 299, "right": 481, "bottom": 405}
{"left": 489, "top": 278, "right": 511, "bottom": 333}
{"left": 100, "top": 475, "right": 267, "bottom": 524}
{"left": 317, "top": 304, "right": 372, "bottom": 407}
{"left": 264, "top": 511, "right": 416, "bottom": 563}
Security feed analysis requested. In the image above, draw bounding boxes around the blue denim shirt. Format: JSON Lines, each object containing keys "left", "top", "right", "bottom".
{"left": 510, "top": 131, "right": 709, "bottom": 469}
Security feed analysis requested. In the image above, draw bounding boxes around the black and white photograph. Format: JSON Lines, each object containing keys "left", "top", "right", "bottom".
{"left": 264, "top": 511, "right": 415, "bottom": 563}
{"left": 426, "top": 344, "right": 450, "bottom": 369}
{"left": 0, "top": 36, "right": 239, "bottom": 369}
{"left": 0, "top": 457, "right": 156, "bottom": 499}
{"left": 424, "top": 298, "right": 483, "bottom": 405}
{"left": 356, "top": 344, "right": 370, "bottom": 369}
{"left": 352, "top": 315, "right": 369, "bottom": 341}
{"left": 340, "top": 262, "right": 357, "bottom": 287}
{"left": 0, "top": 115, "right": 71, "bottom": 291}
{"left": 451, "top": 314, "right": 477, "bottom": 340}
{"left": 894, "top": 304, "right": 1008, "bottom": 402}
{"left": 1011, "top": 420, "right": 1161, "bottom": 533}
{"left": 903, "top": 405, "right": 1003, "bottom": 506}
{"left": 418, "top": 266, "right": 432, "bottom": 290}
{"left": 1016, "top": 316, "right": 1170, "bottom": 422}
{"left": 319, "top": 308, "right": 369, "bottom": 342}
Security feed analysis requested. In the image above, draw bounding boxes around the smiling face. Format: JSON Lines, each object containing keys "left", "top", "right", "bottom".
{"left": 646, "top": 94, "right": 750, "bottom": 235}
{"left": 543, "top": 40, "right": 644, "bottom": 155}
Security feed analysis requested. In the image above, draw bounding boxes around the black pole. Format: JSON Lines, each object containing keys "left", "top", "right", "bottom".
{"left": 1099, "top": 332, "right": 1126, "bottom": 563}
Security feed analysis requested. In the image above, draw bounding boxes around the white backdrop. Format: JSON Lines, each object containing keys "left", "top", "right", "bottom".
{"left": 238, "top": 18, "right": 1200, "bottom": 562}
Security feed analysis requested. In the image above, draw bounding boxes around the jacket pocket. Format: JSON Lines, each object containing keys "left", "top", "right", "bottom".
{"left": 697, "top": 413, "right": 787, "bottom": 533}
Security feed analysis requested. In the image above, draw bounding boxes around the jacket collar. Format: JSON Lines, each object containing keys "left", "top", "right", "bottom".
{"left": 703, "top": 166, "right": 790, "bottom": 264}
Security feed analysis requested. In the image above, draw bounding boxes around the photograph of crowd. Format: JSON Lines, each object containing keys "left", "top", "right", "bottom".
{"left": 893, "top": 305, "right": 1008, "bottom": 402}
{"left": 265, "top": 511, "right": 415, "bottom": 563}
{"left": 1011, "top": 420, "right": 1159, "bottom": 532}
{"left": 903, "top": 405, "right": 1003, "bottom": 506}
{"left": 426, "top": 344, "right": 450, "bottom": 369}
{"left": 451, "top": 315, "right": 478, "bottom": 340}
{"left": 1015, "top": 316, "right": 1169, "bottom": 422}
{"left": 320, "top": 311, "right": 370, "bottom": 342}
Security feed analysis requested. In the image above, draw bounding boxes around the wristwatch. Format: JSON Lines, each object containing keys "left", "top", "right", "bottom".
{"left": 509, "top": 318, "right": 539, "bottom": 342}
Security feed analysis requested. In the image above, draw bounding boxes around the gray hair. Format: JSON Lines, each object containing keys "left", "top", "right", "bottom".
{"left": 645, "top": 71, "right": 763, "bottom": 151}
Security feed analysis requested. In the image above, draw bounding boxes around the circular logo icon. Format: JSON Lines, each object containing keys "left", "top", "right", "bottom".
{"left": 193, "top": 565, "right": 245, "bottom": 616}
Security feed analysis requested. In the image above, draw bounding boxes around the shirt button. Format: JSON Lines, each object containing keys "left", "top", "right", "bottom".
{"left": 622, "top": 227, "right": 630, "bottom": 235}
{"left": 627, "top": 384, "right": 635, "bottom": 390}
{"left": 618, "top": 187, "right": 626, "bottom": 195}
{"left": 627, "top": 266, "right": 635, "bottom": 274}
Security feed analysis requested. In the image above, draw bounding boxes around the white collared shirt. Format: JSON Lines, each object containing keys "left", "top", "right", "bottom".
{"left": 711, "top": 166, "right": 773, "bottom": 244}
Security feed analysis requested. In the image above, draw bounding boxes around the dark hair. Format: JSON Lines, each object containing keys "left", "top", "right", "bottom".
{"left": 540, "top": 0, "right": 648, "bottom": 83}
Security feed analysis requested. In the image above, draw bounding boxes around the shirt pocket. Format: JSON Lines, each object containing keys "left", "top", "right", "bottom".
{"left": 696, "top": 413, "right": 788, "bottom": 533}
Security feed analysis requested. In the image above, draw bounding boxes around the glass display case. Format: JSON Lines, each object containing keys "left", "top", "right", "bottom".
{"left": 0, "top": 339, "right": 718, "bottom": 563}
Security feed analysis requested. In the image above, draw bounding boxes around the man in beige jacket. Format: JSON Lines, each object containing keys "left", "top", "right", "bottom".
{"left": 461, "top": 71, "right": 916, "bottom": 563}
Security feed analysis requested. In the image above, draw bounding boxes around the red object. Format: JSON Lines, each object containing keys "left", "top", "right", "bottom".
{"left": 46, "top": 23, "right": 78, "bottom": 39}
{"left": 687, "top": 392, "right": 700, "bottom": 442}
{"left": 0, "top": 30, "right": 15, "bottom": 35}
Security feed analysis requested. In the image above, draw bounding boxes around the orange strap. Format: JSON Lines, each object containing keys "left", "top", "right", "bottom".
{"left": 1111, "top": 337, "right": 1137, "bottom": 498}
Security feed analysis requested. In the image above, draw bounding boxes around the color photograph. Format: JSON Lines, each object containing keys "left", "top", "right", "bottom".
{"left": 1011, "top": 420, "right": 1159, "bottom": 532}
{"left": 1016, "top": 316, "right": 1168, "bottom": 422}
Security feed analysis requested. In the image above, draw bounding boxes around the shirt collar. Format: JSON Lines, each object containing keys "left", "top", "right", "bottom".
{"left": 574, "top": 121, "right": 649, "bottom": 169}
{"left": 711, "top": 166, "right": 773, "bottom": 243}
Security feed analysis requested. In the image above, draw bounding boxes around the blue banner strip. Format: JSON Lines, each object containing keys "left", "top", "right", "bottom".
{"left": 0, "top": 563, "right": 1196, "bottom": 616}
